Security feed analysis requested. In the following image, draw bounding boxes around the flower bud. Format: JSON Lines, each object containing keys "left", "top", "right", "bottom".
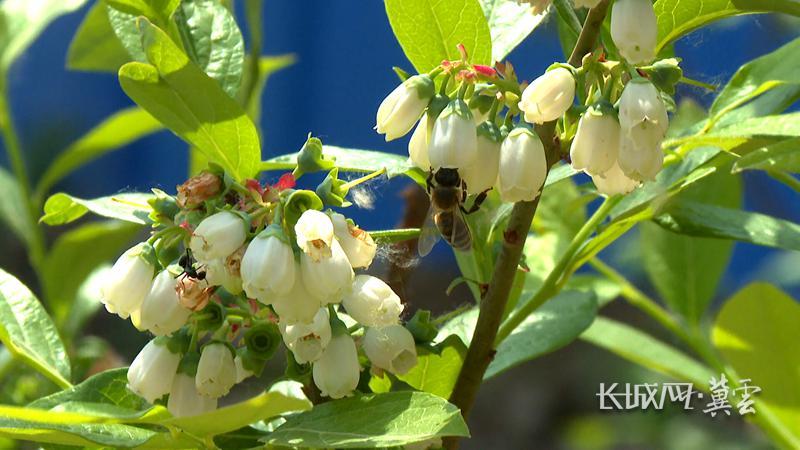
{"left": 407, "top": 113, "right": 431, "bottom": 170}
{"left": 294, "top": 209, "right": 334, "bottom": 261}
{"left": 101, "top": 242, "right": 156, "bottom": 319}
{"left": 135, "top": 270, "right": 191, "bottom": 336}
{"left": 168, "top": 373, "right": 217, "bottom": 417}
{"left": 376, "top": 74, "right": 434, "bottom": 141}
{"left": 176, "top": 276, "right": 212, "bottom": 311}
{"left": 127, "top": 339, "right": 180, "bottom": 403}
{"left": 176, "top": 172, "right": 221, "bottom": 209}
{"left": 520, "top": 67, "right": 575, "bottom": 124}
{"left": 272, "top": 266, "right": 322, "bottom": 324}
{"left": 591, "top": 160, "right": 640, "bottom": 196}
{"left": 363, "top": 325, "right": 418, "bottom": 376}
{"left": 190, "top": 211, "right": 247, "bottom": 262}
{"left": 316, "top": 168, "right": 351, "bottom": 207}
{"left": 461, "top": 121, "right": 501, "bottom": 195}
{"left": 195, "top": 342, "right": 237, "bottom": 398}
{"left": 428, "top": 99, "right": 478, "bottom": 170}
{"left": 312, "top": 334, "right": 360, "bottom": 399}
{"left": 241, "top": 227, "right": 296, "bottom": 302}
{"left": 280, "top": 308, "right": 332, "bottom": 364}
{"left": 301, "top": 239, "right": 354, "bottom": 303}
{"left": 611, "top": 0, "right": 658, "bottom": 65}
{"left": 342, "top": 275, "right": 403, "bottom": 327}
{"left": 618, "top": 134, "right": 664, "bottom": 181}
{"left": 496, "top": 127, "right": 548, "bottom": 203}
{"left": 570, "top": 106, "right": 621, "bottom": 176}
{"left": 573, "top": 0, "right": 601, "bottom": 8}
{"left": 330, "top": 213, "right": 376, "bottom": 269}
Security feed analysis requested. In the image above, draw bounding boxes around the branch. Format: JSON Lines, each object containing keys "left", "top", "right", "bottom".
{"left": 443, "top": 2, "right": 611, "bottom": 448}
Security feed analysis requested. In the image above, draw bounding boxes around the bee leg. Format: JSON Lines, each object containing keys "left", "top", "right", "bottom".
{"left": 463, "top": 189, "right": 489, "bottom": 215}
{"left": 426, "top": 170, "right": 434, "bottom": 195}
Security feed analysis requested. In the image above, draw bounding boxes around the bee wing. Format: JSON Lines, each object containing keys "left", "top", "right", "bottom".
{"left": 417, "top": 205, "right": 441, "bottom": 257}
{"left": 452, "top": 209, "right": 473, "bottom": 252}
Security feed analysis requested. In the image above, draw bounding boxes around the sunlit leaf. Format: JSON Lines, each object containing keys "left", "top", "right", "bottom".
{"left": 479, "top": 0, "right": 546, "bottom": 62}
{"left": 40, "top": 192, "right": 153, "bottom": 226}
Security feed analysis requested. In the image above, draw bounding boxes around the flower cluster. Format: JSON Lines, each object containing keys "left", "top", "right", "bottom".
{"left": 377, "top": 0, "right": 674, "bottom": 200}
{"left": 103, "top": 168, "right": 419, "bottom": 416}
{"left": 376, "top": 53, "right": 547, "bottom": 203}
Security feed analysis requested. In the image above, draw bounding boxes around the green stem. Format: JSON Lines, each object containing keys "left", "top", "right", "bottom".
{"left": 0, "top": 89, "right": 46, "bottom": 271}
{"left": 368, "top": 228, "right": 421, "bottom": 244}
{"left": 588, "top": 257, "right": 689, "bottom": 341}
{"left": 553, "top": 0, "right": 583, "bottom": 38}
{"left": 496, "top": 195, "right": 621, "bottom": 344}
{"left": 339, "top": 167, "right": 386, "bottom": 191}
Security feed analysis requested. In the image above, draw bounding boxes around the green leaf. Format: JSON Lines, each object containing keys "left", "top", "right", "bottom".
{"left": 439, "top": 290, "right": 598, "bottom": 379}
{"left": 0, "top": 268, "right": 71, "bottom": 388}
{"left": 384, "top": 0, "right": 492, "bottom": 72}
{"left": 0, "top": 166, "right": 33, "bottom": 246}
{"left": 641, "top": 169, "right": 741, "bottom": 323}
{"left": 709, "top": 36, "right": 800, "bottom": 122}
{"left": 67, "top": 1, "right": 132, "bottom": 72}
{"left": 29, "top": 368, "right": 150, "bottom": 414}
{"left": 41, "top": 221, "right": 140, "bottom": 328}
{"left": 264, "top": 145, "right": 418, "bottom": 179}
{"left": 653, "top": 200, "right": 800, "bottom": 251}
{"left": 106, "top": 4, "right": 147, "bottom": 63}
{"left": 160, "top": 389, "right": 311, "bottom": 437}
{"left": 654, "top": 0, "right": 800, "bottom": 54}
{"left": 0, "top": 406, "right": 157, "bottom": 448}
{"left": 479, "top": 0, "right": 547, "bottom": 62}
{"left": 106, "top": 0, "right": 180, "bottom": 26}
{"left": 119, "top": 19, "right": 261, "bottom": 180}
{"left": 732, "top": 138, "right": 800, "bottom": 174}
{"left": 36, "top": 108, "right": 163, "bottom": 196}
{"left": 397, "top": 335, "right": 466, "bottom": 398}
{"left": 63, "top": 265, "right": 113, "bottom": 340}
{"left": 264, "top": 392, "right": 469, "bottom": 448}
{"left": 175, "top": 0, "right": 245, "bottom": 97}
{"left": 712, "top": 283, "right": 800, "bottom": 447}
{"left": 0, "top": 0, "right": 89, "bottom": 74}
{"left": 564, "top": 274, "right": 622, "bottom": 307}
{"left": 581, "top": 317, "right": 715, "bottom": 386}
{"left": 40, "top": 192, "right": 153, "bottom": 226}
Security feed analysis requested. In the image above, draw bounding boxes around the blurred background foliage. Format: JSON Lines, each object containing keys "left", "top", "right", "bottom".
{"left": 0, "top": 2, "right": 798, "bottom": 449}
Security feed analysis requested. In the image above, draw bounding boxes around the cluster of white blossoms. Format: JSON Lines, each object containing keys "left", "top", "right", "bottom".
{"left": 377, "top": 0, "right": 672, "bottom": 201}
{"left": 102, "top": 168, "right": 420, "bottom": 416}
{"left": 377, "top": 65, "right": 547, "bottom": 203}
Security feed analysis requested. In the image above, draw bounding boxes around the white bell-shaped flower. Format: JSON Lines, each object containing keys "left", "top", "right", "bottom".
{"left": 195, "top": 342, "right": 237, "bottom": 398}
{"left": 272, "top": 267, "right": 323, "bottom": 324}
{"left": 300, "top": 239, "right": 354, "bottom": 303}
{"left": 342, "top": 275, "right": 404, "bottom": 328}
{"left": 241, "top": 229, "right": 296, "bottom": 302}
{"left": 408, "top": 114, "right": 431, "bottom": 170}
{"left": 190, "top": 211, "right": 247, "bottom": 262}
{"left": 280, "top": 308, "right": 332, "bottom": 364}
{"left": 618, "top": 134, "right": 664, "bottom": 181}
{"left": 330, "top": 213, "right": 376, "bottom": 269}
{"left": 574, "top": 0, "right": 601, "bottom": 8}
{"left": 591, "top": 160, "right": 640, "bottom": 196}
{"left": 611, "top": 0, "right": 658, "bottom": 65}
{"left": 135, "top": 270, "right": 191, "bottom": 336}
{"left": 570, "top": 107, "right": 621, "bottom": 176}
{"left": 168, "top": 373, "right": 217, "bottom": 417}
{"left": 127, "top": 339, "right": 180, "bottom": 403}
{"left": 520, "top": 67, "right": 575, "bottom": 124}
{"left": 294, "top": 209, "right": 335, "bottom": 261}
{"left": 312, "top": 334, "right": 360, "bottom": 399}
{"left": 428, "top": 99, "right": 478, "bottom": 170}
{"left": 497, "top": 127, "right": 548, "bottom": 203}
{"left": 376, "top": 74, "right": 434, "bottom": 141}
{"left": 461, "top": 121, "right": 502, "bottom": 195}
{"left": 101, "top": 242, "right": 155, "bottom": 319}
{"left": 363, "top": 325, "right": 418, "bottom": 376}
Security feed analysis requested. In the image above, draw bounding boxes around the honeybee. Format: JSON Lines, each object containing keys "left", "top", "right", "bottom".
{"left": 418, "top": 168, "right": 487, "bottom": 256}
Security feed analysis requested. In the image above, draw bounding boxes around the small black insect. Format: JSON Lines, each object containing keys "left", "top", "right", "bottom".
{"left": 177, "top": 248, "right": 206, "bottom": 281}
